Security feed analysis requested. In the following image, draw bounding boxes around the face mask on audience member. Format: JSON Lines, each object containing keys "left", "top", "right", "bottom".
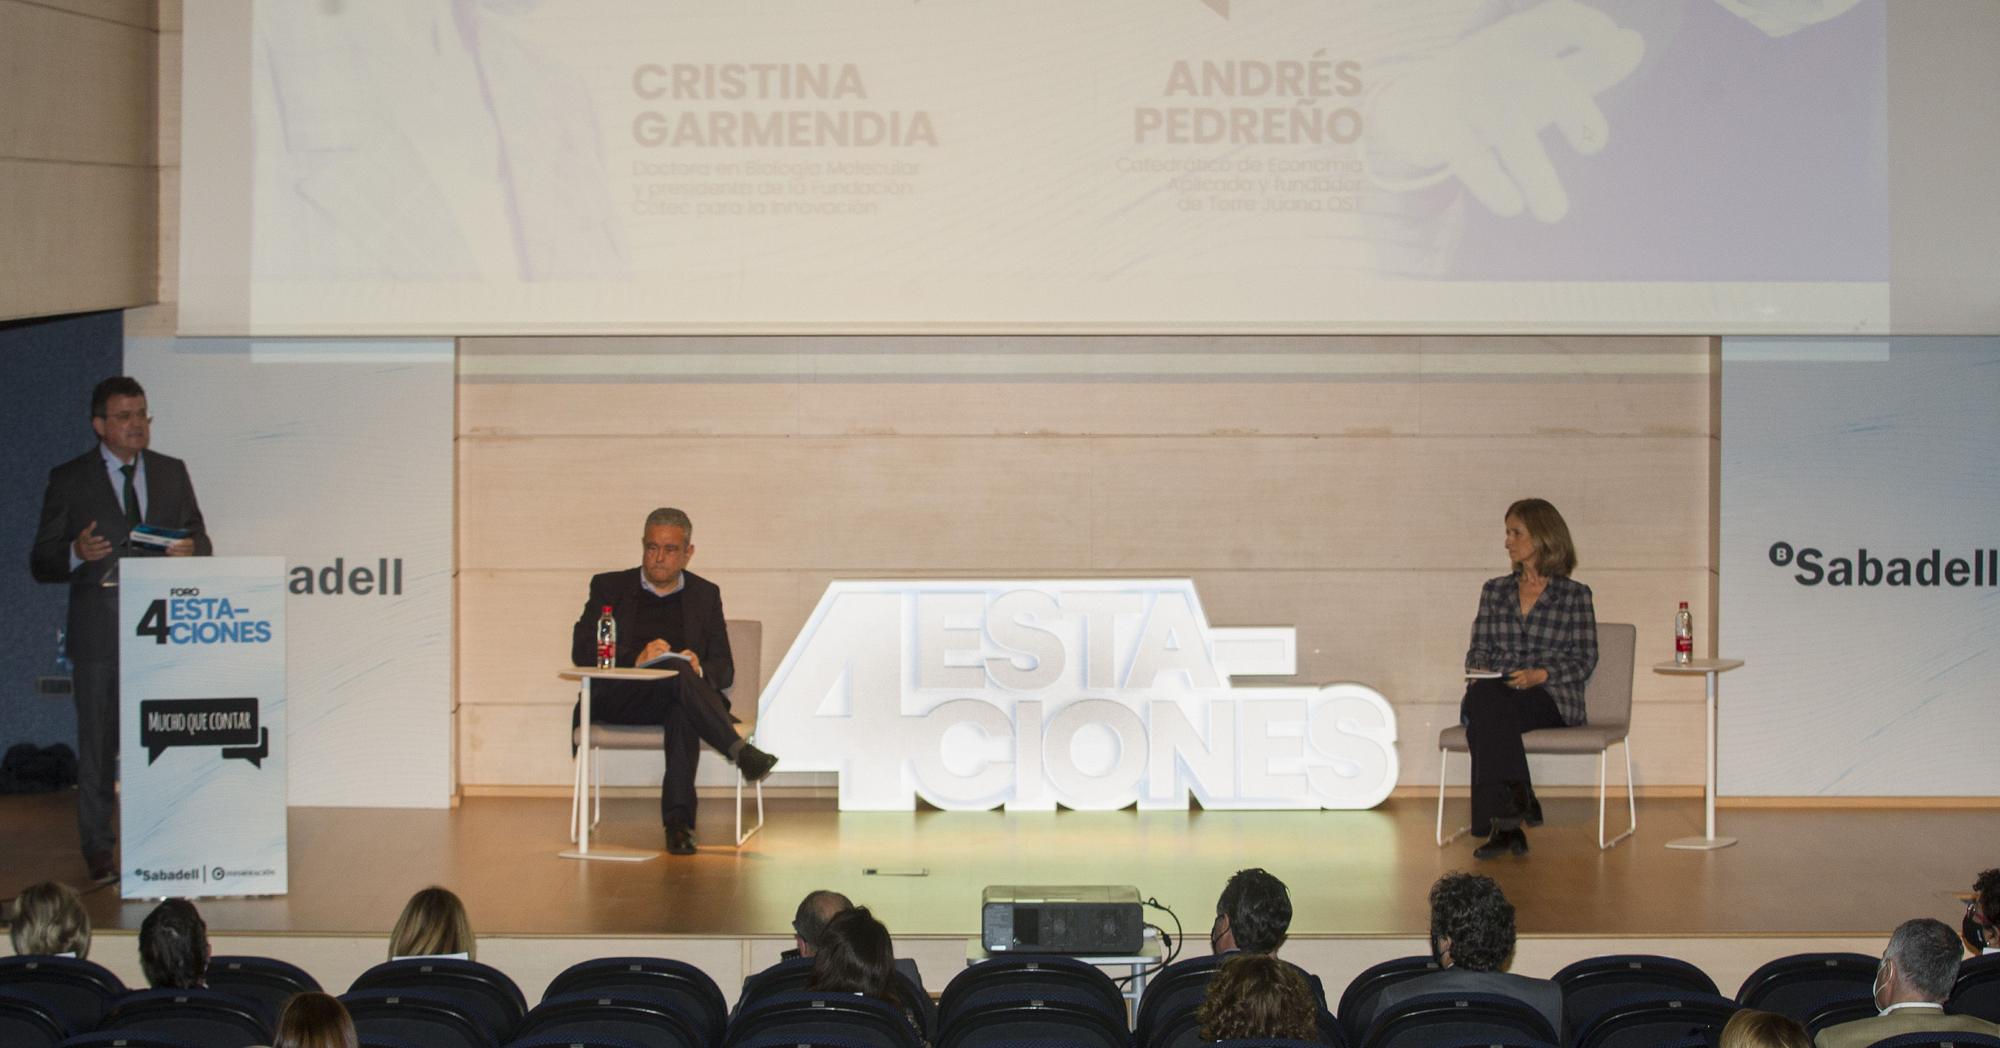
{"left": 1872, "top": 955, "right": 1891, "bottom": 1011}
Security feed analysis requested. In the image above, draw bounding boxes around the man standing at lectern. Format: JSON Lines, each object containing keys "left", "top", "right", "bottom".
{"left": 30, "top": 377, "right": 211, "bottom": 884}
{"left": 571, "top": 507, "right": 777, "bottom": 855}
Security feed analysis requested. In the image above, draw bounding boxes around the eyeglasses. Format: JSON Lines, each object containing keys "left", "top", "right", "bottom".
{"left": 98, "top": 411, "right": 153, "bottom": 424}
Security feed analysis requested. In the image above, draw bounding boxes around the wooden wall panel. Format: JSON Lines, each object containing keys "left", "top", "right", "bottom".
{"left": 0, "top": 159, "right": 155, "bottom": 319}
{"left": 457, "top": 336, "right": 1717, "bottom": 789}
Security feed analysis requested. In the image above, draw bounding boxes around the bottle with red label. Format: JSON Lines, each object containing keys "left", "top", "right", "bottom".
{"left": 596, "top": 605, "right": 617, "bottom": 668}
{"left": 1674, "top": 601, "right": 1694, "bottom": 665}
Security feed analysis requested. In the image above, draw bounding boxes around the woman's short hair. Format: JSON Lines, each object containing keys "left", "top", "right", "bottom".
{"left": 1195, "top": 952, "right": 1320, "bottom": 1041}
{"left": 1720, "top": 1008, "right": 1812, "bottom": 1048}
{"left": 139, "top": 898, "right": 209, "bottom": 989}
{"left": 388, "top": 886, "right": 475, "bottom": 961}
{"left": 1429, "top": 872, "right": 1515, "bottom": 972}
{"left": 1507, "top": 498, "right": 1578, "bottom": 578}
{"left": 274, "top": 991, "right": 358, "bottom": 1048}
{"left": 806, "top": 906, "right": 898, "bottom": 1003}
{"left": 9, "top": 881, "right": 91, "bottom": 958}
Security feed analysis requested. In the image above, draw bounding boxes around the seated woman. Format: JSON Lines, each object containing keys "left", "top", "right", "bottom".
{"left": 806, "top": 906, "right": 926, "bottom": 1045}
{"left": 140, "top": 897, "right": 209, "bottom": 989}
{"left": 9, "top": 881, "right": 92, "bottom": 959}
{"left": 1196, "top": 952, "right": 1321, "bottom": 1042}
{"left": 388, "top": 886, "right": 475, "bottom": 961}
{"left": 1720, "top": 1009, "right": 1812, "bottom": 1048}
{"left": 273, "top": 991, "right": 359, "bottom": 1048}
{"left": 1461, "top": 497, "right": 1597, "bottom": 858}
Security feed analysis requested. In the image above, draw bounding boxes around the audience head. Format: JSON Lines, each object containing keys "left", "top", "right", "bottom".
{"left": 1505, "top": 497, "right": 1577, "bottom": 578}
{"left": 1720, "top": 1009, "right": 1812, "bottom": 1048}
{"left": 388, "top": 886, "right": 475, "bottom": 961}
{"left": 806, "top": 905, "right": 898, "bottom": 1003}
{"left": 1195, "top": 951, "right": 1320, "bottom": 1042}
{"left": 139, "top": 897, "right": 209, "bottom": 989}
{"left": 1427, "top": 872, "right": 1516, "bottom": 972}
{"left": 792, "top": 889, "right": 854, "bottom": 957}
{"left": 1967, "top": 868, "right": 2000, "bottom": 954}
{"left": 9, "top": 880, "right": 92, "bottom": 958}
{"left": 1213, "top": 867, "right": 1293, "bottom": 954}
{"left": 273, "top": 991, "right": 358, "bottom": 1048}
{"left": 1876, "top": 917, "right": 1962, "bottom": 1008}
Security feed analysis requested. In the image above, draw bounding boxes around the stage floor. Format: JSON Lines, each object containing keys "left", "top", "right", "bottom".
{"left": 1, "top": 791, "right": 1980, "bottom": 942}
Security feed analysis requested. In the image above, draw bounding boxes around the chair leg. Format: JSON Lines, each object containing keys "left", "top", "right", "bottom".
{"left": 1436, "top": 747, "right": 1469, "bottom": 846}
{"left": 735, "top": 756, "right": 765, "bottom": 846}
{"left": 569, "top": 746, "right": 583, "bottom": 844}
{"left": 591, "top": 745, "right": 603, "bottom": 831}
{"left": 1598, "top": 738, "right": 1636, "bottom": 849}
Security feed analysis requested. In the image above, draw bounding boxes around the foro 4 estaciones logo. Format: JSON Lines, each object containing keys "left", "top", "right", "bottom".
{"left": 752, "top": 580, "right": 1399, "bottom": 812}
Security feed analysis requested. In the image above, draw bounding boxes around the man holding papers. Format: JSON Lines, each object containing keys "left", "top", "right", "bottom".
{"left": 30, "top": 377, "right": 211, "bottom": 883}
{"left": 569, "top": 506, "right": 777, "bottom": 855}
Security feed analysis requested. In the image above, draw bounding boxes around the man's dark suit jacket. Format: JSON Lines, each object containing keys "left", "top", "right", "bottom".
{"left": 30, "top": 447, "right": 212, "bottom": 659}
{"left": 569, "top": 567, "right": 734, "bottom": 695}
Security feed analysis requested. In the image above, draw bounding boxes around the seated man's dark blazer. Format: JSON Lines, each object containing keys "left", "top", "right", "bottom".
{"left": 31, "top": 448, "right": 212, "bottom": 659}
{"left": 1366, "top": 967, "right": 1562, "bottom": 1040}
{"left": 570, "top": 567, "right": 734, "bottom": 695}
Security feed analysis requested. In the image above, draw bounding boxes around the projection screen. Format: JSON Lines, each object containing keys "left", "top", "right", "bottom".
{"left": 181, "top": 0, "right": 1910, "bottom": 335}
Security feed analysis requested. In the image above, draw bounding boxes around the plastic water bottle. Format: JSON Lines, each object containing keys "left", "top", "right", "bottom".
{"left": 596, "top": 606, "right": 617, "bottom": 668}
{"left": 1674, "top": 601, "right": 1694, "bottom": 665}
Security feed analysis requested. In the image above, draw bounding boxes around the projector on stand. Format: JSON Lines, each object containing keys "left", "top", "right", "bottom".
{"left": 981, "top": 885, "right": 1145, "bottom": 954}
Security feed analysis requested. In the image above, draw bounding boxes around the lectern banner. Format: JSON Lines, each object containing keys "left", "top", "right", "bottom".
{"left": 119, "top": 558, "right": 288, "bottom": 898}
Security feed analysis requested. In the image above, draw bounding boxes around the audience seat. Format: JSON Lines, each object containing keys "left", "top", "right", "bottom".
{"left": 938, "top": 956, "right": 1125, "bottom": 1031}
{"left": 1359, "top": 990, "right": 1560, "bottom": 1048}
{"left": 97, "top": 988, "right": 271, "bottom": 1048}
{"left": 736, "top": 956, "right": 933, "bottom": 1038}
{"left": 1569, "top": 991, "right": 1741, "bottom": 1048}
{"left": 1437, "top": 621, "right": 1639, "bottom": 850}
{"left": 56, "top": 1034, "right": 199, "bottom": 1048}
{"left": 934, "top": 989, "right": 1129, "bottom": 1048}
{"left": 1859, "top": 1035, "right": 2000, "bottom": 1048}
{"left": 206, "top": 954, "right": 321, "bottom": 1026}
{"left": 1149, "top": 1004, "right": 1343, "bottom": 1048}
{"left": 1133, "top": 955, "right": 1225, "bottom": 1046}
{"left": 0, "top": 987, "right": 70, "bottom": 1048}
{"left": 1554, "top": 954, "right": 1719, "bottom": 1040}
{"left": 513, "top": 991, "right": 705, "bottom": 1048}
{"left": 1952, "top": 955, "right": 2000, "bottom": 1023}
{"left": 1734, "top": 952, "right": 1879, "bottom": 1021}
{"left": 1336, "top": 955, "right": 1441, "bottom": 1046}
{"left": 544, "top": 956, "right": 727, "bottom": 1045}
{"left": 505, "top": 1035, "right": 654, "bottom": 1048}
{"left": 1805, "top": 997, "right": 1882, "bottom": 1039}
{"left": 350, "top": 957, "right": 526, "bottom": 1044}
{"left": 725, "top": 991, "right": 924, "bottom": 1048}
{"left": 343, "top": 987, "right": 498, "bottom": 1048}
{"left": 0, "top": 955, "right": 126, "bottom": 1032}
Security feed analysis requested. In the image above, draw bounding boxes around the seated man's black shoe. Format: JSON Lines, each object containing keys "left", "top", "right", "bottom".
{"left": 86, "top": 851, "right": 117, "bottom": 884}
{"left": 1525, "top": 796, "right": 1544, "bottom": 827}
{"left": 736, "top": 743, "right": 778, "bottom": 783}
{"left": 1472, "top": 828, "right": 1529, "bottom": 859}
{"left": 665, "top": 825, "right": 698, "bottom": 855}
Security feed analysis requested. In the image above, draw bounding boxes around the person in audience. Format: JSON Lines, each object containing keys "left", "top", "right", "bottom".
{"left": 1964, "top": 867, "right": 1999, "bottom": 956}
{"left": 1365, "top": 873, "right": 1561, "bottom": 1036}
{"left": 1816, "top": 917, "right": 2000, "bottom": 1048}
{"left": 1211, "top": 867, "right": 1327, "bottom": 1007}
{"left": 1460, "top": 497, "right": 1597, "bottom": 859}
{"left": 1195, "top": 951, "right": 1321, "bottom": 1041}
{"left": 806, "top": 906, "right": 926, "bottom": 1044}
{"left": 139, "top": 897, "right": 209, "bottom": 989}
{"left": 786, "top": 888, "right": 854, "bottom": 959}
{"left": 9, "top": 880, "right": 92, "bottom": 958}
{"left": 1721, "top": 1009, "right": 1813, "bottom": 1048}
{"left": 273, "top": 991, "right": 359, "bottom": 1048}
{"left": 388, "top": 885, "right": 475, "bottom": 960}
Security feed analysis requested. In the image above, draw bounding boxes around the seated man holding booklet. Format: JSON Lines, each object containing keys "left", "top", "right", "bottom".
{"left": 570, "top": 506, "right": 777, "bottom": 855}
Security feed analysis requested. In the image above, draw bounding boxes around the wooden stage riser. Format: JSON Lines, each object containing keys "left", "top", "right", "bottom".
{"left": 73, "top": 933, "right": 1884, "bottom": 1010}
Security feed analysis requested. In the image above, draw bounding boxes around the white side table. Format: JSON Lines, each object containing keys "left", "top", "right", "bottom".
{"left": 1652, "top": 658, "right": 1744, "bottom": 850}
{"left": 557, "top": 666, "right": 676, "bottom": 862}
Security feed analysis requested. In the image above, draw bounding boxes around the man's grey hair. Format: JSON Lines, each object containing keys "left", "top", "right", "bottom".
{"left": 644, "top": 507, "right": 693, "bottom": 539}
{"left": 1886, "top": 917, "right": 1963, "bottom": 1000}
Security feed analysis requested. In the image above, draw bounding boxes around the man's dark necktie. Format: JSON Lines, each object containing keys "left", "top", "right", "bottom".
{"left": 120, "top": 463, "right": 140, "bottom": 526}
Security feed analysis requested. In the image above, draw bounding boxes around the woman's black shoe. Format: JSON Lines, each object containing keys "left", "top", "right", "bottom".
{"left": 1473, "top": 828, "right": 1529, "bottom": 859}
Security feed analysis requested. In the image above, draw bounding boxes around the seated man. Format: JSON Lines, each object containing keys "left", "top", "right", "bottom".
{"left": 571, "top": 507, "right": 776, "bottom": 855}
{"left": 1210, "top": 867, "right": 1327, "bottom": 1009}
{"left": 1364, "top": 872, "right": 1560, "bottom": 1037}
{"left": 139, "top": 898, "right": 210, "bottom": 989}
{"left": 1816, "top": 918, "right": 2000, "bottom": 1048}
{"left": 1965, "top": 867, "right": 1999, "bottom": 956}
{"left": 741, "top": 889, "right": 926, "bottom": 1004}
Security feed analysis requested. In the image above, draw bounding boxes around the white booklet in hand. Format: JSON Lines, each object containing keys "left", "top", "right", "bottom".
{"left": 639, "top": 650, "right": 691, "bottom": 669}
{"left": 1464, "top": 669, "right": 1503, "bottom": 679}
{"left": 128, "top": 524, "right": 190, "bottom": 552}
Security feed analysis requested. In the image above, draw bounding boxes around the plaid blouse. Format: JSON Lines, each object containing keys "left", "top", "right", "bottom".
{"left": 1465, "top": 573, "right": 1599, "bottom": 725}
